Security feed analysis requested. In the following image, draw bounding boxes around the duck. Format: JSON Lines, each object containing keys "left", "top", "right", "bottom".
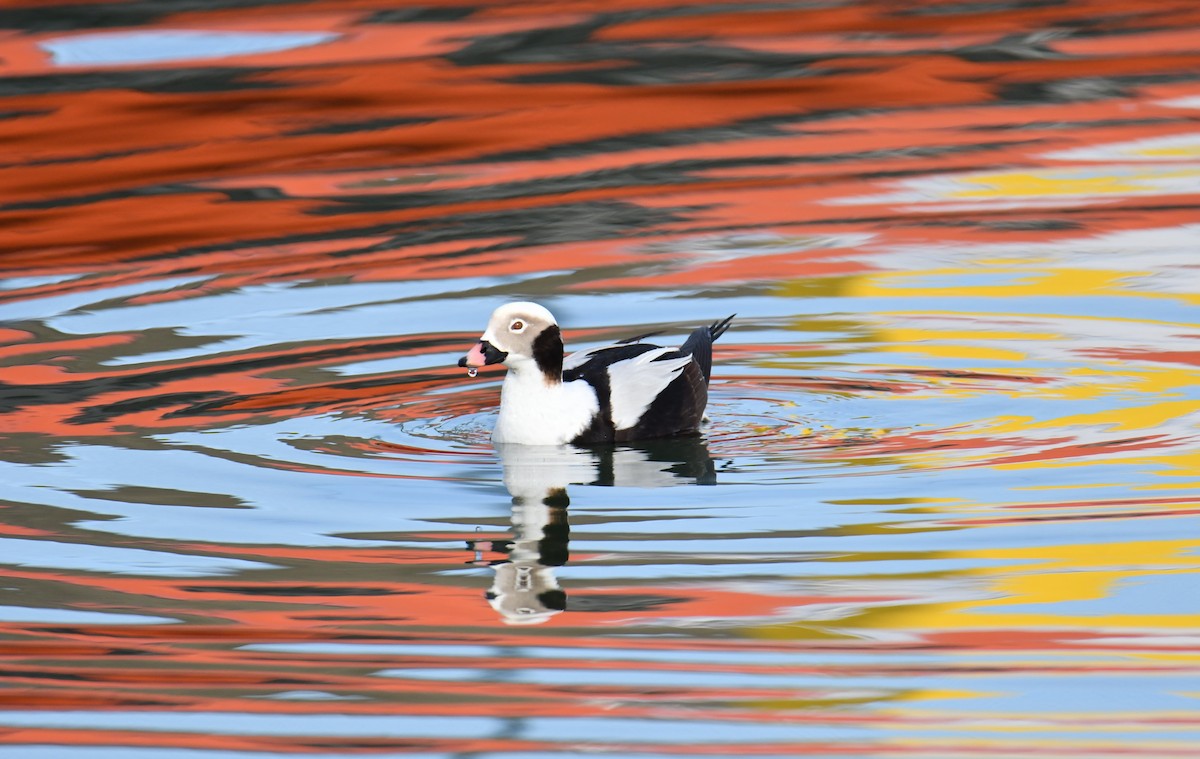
{"left": 458, "top": 302, "right": 733, "bottom": 446}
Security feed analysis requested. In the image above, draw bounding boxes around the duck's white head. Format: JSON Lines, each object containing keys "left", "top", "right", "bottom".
{"left": 459, "top": 301, "right": 563, "bottom": 382}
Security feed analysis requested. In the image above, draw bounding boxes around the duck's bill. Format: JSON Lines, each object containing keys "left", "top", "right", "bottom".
{"left": 458, "top": 340, "right": 507, "bottom": 368}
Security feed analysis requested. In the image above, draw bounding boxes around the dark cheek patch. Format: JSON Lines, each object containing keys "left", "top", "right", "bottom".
{"left": 532, "top": 325, "right": 564, "bottom": 382}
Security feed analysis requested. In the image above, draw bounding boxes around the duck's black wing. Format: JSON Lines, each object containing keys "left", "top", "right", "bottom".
{"left": 563, "top": 342, "right": 664, "bottom": 444}
{"left": 562, "top": 341, "right": 663, "bottom": 393}
{"left": 562, "top": 314, "right": 734, "bottom": 445}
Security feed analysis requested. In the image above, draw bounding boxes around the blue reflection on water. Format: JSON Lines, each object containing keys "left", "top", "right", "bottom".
{"left": 0, "top": 536, "right": 273, "bottom": 576}
{"left": 0, "top": 606, "right": 171, "bottom": 624}
{"left": 41, "top": 30, "right": 340, "bottom": 66}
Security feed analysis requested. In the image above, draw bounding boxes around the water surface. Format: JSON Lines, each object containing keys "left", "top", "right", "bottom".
{"left": 2, "top": 1, "right": 1200, "bottom": 757}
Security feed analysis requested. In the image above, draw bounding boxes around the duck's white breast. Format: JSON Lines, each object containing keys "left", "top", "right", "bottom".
{"left": 492, "top": 371, "right": 599, "bottom": 445}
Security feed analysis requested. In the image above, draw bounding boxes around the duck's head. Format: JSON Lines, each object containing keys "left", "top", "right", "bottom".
{"left": 459, "top": 301, "right": 563, "bottom": 381}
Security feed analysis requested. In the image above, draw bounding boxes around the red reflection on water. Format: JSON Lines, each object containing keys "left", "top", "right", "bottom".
{"left": 2, "top": 0, "right": 1200, "bottom": 756}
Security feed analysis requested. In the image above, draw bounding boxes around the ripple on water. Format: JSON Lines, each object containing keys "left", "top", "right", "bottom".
{"left": 2, "top": 1, "right": 1200, "bottom": 754}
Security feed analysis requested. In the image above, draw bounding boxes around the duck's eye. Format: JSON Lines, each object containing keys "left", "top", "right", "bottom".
{"left": 510, "top": 320, "right": 525, "bottom": 332}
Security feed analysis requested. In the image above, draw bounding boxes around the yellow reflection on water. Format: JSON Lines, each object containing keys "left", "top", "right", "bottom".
{"left": 951, "top": 165, "right": 1200, "bottom": 200}
{"left": 757, "top": 217, "right": 1200, "bottom": 677}
{"left": 859, "top": 538, "right": 1200, "bottom": 631}
{"left": 845, "top": 267, "right": 1141, "bottom": 299}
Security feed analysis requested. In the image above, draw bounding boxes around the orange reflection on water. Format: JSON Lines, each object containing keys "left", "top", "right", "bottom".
{"left": 1, "top": 0, "right": 1200, "bottom": 756}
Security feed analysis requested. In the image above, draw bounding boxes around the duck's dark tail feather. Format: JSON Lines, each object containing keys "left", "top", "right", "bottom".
{"left": 679, "top": 314, "right": 735, "bottom": 383}
{"left": 708, "top": 314, "right": 735, "bottom": 343}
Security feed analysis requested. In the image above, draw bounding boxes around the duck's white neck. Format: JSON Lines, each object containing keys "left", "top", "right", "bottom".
{"left": 508, "top": 355, "right": 560, "bottom": 386}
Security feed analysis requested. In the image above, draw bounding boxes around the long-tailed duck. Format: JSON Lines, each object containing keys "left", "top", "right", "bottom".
{"left": 459, "top": 302, "right": 733, "bottom": 445}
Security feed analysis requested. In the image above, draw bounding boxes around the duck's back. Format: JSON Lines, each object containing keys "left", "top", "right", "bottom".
{"left": 564, "top": 322, "right": 724, "bottom": 444}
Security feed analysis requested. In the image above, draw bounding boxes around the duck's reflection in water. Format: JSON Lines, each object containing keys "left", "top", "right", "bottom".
{"left": 471, "top": 437, "right": 716, "bottom": 625}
